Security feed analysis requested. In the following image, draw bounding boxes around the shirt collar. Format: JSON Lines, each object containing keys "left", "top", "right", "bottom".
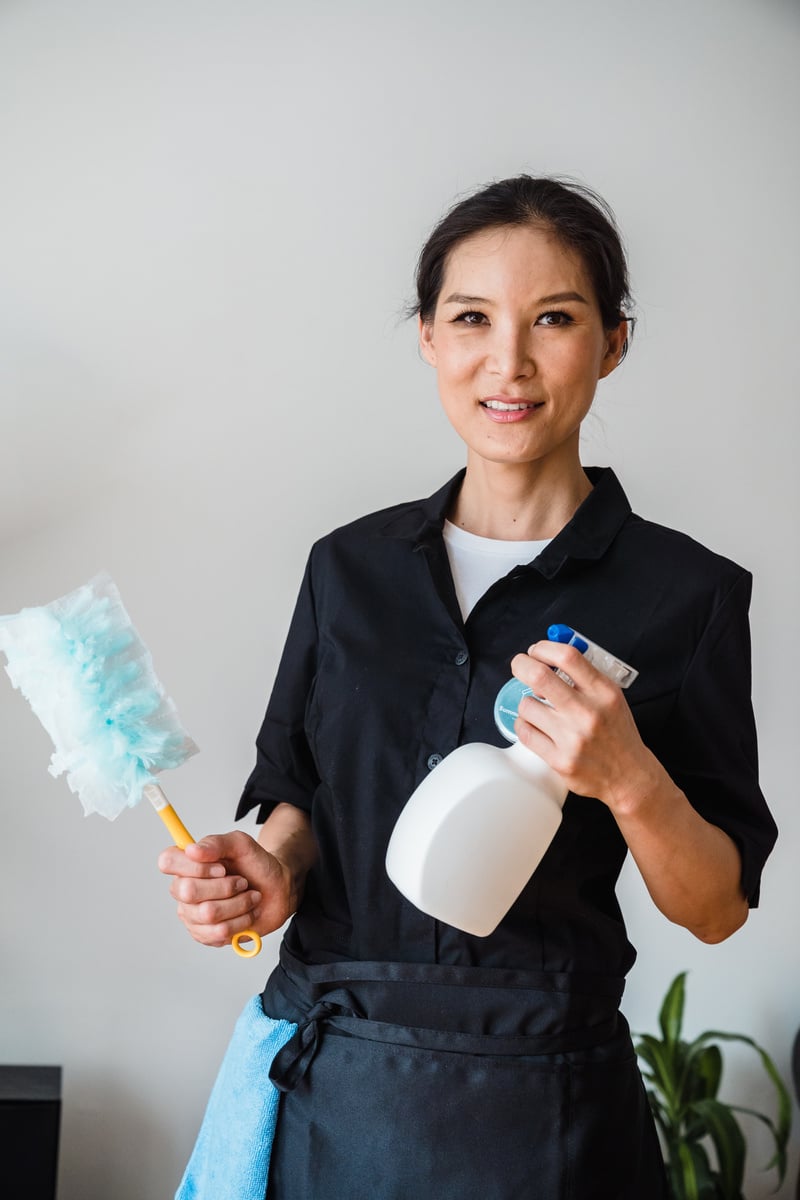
{"left": 378, "top": 466, "right": 632, "bottom": 578}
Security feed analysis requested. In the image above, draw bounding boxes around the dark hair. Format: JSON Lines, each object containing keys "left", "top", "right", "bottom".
{"left": 413, "top": 175, "right": 633, "bottom": 355}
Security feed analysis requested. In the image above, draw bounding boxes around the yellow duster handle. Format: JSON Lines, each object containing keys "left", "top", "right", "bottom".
{"left": 155, "top": 798, "right": 194, "bottom": 850}
{"left": 143, "top": 783, "right": 262, "bottom": 958}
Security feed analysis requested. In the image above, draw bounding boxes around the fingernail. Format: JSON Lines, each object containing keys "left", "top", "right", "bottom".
{"left": 209, "top": 865, "right": 226, "bottom": 878}
{"left": 235, "top": 878, "right": 248, "bottom": 892}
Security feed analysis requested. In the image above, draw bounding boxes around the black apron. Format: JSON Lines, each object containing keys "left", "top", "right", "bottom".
{"left": 262, "top": 945, "right": 668, "bottom": 1199}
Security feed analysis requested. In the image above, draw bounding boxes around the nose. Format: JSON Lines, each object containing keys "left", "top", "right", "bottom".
{"left": 487, "top": 321, "right": 535, "bottom": 381}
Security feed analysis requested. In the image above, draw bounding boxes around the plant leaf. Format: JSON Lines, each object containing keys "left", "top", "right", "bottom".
{"left": 687, "top": 1030, "right": 791, "bottom": 1187}
{"left": 659, "top": 971, "right": 687, "bottom": 1050}
{"left": 683, "top": 1111, "right": 708, "bottom": 1144}
{"left": 674, "top": 1138, "right": 718, "bottom": 1200}
{"left": 635, "top": 1033, "right": 681, "bottom": 1117}
{"left": 689, "top": 1098, "right": 745, "bottom": 1198}
{"left": 637, "top": 974, "right": 793, "bottom": 1197}
{"left": 679, "top": 1041, "right": 723, "bottom": 1117}
{"left": 693, "top": 1044, "right": 723, "bottom": 1102}
{"left": 729, "top": 1106, "right": 787, "bottom": 1181}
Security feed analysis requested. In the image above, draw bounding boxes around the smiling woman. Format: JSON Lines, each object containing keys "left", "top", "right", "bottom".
{"left": 161, "top": 176, "right": 777, "bottom": 1200}
{"left": 418, "top": 223, "right": 626, "bottom": 535}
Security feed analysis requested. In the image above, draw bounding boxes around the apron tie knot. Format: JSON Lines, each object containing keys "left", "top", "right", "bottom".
{"left": 269, "top": 991, "right": 363, "bottom": 1093}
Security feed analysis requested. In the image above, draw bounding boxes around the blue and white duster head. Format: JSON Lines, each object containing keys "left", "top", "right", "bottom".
{"left": 0, "top": 573, "right": 198, "bottom": 820}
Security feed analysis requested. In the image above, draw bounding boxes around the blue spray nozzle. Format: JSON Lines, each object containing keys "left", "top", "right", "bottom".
{"left": 547, "top": 623, "right": 574, "bottom": 644}
{"left": 547, "top": 624, "right": 589, "bottom": 655}
{"left": 547, "top": 624, "right": 638, "bottom": 688}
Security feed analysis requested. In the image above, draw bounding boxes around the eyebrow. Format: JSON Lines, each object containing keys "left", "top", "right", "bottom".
{"left": 538, "top": 291, "right": 589, "bottom": 305}
{"left": 442, "top": 290, "right": 589, "bottom": 306}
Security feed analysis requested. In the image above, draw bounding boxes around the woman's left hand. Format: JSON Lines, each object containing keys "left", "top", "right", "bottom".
{"left": 510, "top": 640, "right": 658, "bottom": 814}
{"left": 511, "top": 639, "right": 749, "bottom": 943}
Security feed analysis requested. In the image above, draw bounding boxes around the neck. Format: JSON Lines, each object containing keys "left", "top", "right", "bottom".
{"left": 449, "top": 455, "right": 593, "bottom": 541}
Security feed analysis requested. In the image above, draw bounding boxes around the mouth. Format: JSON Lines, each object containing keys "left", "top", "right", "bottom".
{"left": 481, "top": 399, "right": 541, "bottom": 412}
{"left": 479, "top": 396, "right": 544, "bottom": 423}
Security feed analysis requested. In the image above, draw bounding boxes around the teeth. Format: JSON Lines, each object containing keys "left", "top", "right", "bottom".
{"left": 483, "top": 400, "right": 533, "bottom": 411}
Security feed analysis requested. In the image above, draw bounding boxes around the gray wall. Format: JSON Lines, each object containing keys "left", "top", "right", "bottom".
{"left": 1, "top": 1, "right": 798, "bottom": 1196}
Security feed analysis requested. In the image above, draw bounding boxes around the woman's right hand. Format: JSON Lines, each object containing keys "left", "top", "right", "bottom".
{"left": 159, "top": 805, "right": 317, "bottom": 947}
{"left": 158, "top": 831, "right": 296, "bottom": 947}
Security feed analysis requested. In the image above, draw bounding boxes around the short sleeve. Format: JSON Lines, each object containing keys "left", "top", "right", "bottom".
{"left": 235, "top": 553, "right": 320, "bottom": 823}
{"left": 655, "top": 570, "right": 777, "bottom": 906}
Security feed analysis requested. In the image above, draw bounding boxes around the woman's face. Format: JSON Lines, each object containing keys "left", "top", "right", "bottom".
{"left": 419, "top": 224, "right": 625, "bottom": 474}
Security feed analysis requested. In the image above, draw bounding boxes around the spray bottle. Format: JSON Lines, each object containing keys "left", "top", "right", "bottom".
{"left": 385, "top": 624, "right": 638, "bottom": 937}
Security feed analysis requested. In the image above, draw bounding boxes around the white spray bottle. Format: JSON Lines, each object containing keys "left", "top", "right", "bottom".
{"left": 385, "top": 624, "right": 638, "bottom": 937}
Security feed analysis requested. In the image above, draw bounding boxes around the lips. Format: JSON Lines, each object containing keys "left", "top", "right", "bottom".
{"left": 480, "top": 396, "right": 544, "bottom": 423}
{"left": 481, "top": 399, "right": 539, "bottom": 411}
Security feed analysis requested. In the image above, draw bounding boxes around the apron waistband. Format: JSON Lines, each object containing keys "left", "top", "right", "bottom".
{"left": 265, "top": 943, "right": 625, "bottom": 1094}
{"left": 270, "top": 942, "right": 625, "bottom": 997}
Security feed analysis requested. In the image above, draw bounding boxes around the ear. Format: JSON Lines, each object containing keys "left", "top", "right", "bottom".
{"left": 418, "top": 315, "right": 437, "bottom": 367}
{"left": 598, "top": 319, "right": 628, "bottom": 379}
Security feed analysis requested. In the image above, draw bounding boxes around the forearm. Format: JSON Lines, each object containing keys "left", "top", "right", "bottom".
{"left": 608, "top": 750, "right": 749, "bottom": 943}
{"left": 257, "top": 802, "right": 318, "bottom": 911}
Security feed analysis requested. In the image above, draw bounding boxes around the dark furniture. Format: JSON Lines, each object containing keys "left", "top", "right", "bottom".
{"left": 0, "top": 1066, "right": 62, "bottom": 1199}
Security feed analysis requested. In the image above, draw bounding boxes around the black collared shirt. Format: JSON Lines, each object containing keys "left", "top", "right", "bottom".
{"left": 237, "top": 468, "right": 777, "bottom": 977}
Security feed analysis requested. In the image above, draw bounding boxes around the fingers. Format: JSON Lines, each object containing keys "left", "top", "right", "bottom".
{"left": 510, "top": 643, "right": 600, "bottom": 754}
{"left": 158, "top": 834, "right": 257, "bottom": 948}
{"left": 159, "top": 829, "right": 297, "bottom": 946}
{"left": 185, "top": 832, "right": 252, "bottom": 862}
{"left": 178, "top": 907, "right": 262, "bottom": 945}
{"left": 158, "top": 845, "right": 227, "bottom": 879}
{"left": 170, "top": 873, "right": 251, "bottom": 905}
{"left": 509, "top": 653, "right": 574, "bottom": 727}
{"left": 512, "top": 641, "right": 605, "bottom": 698}
{"left": 158, "top": 831, "right": 261, "bottom": 881}
{"left": 173, "top": 877, "right": 263, "bottom": 948}
{"left": 509, "top": 640, "right": 642, "bottom": 804}
{"left": 194, "top": 907, "right": 263, "bottom": 945}
{"left": 158, "top": 829, "right": 292, "bottom": 947}
{"left": 176, "top": 888, "right": 262, "bottom": 932}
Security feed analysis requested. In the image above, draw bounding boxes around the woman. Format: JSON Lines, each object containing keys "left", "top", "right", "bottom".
{"left": 160, "top": 177, "right": 777, "bottom": 1198}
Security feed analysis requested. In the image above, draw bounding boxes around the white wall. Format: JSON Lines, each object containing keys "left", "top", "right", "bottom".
{"left": 1, "top": 1, "right": 797, "bottom": 1196}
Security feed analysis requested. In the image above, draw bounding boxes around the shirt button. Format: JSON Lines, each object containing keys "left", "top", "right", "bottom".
{"left": 427, "top": 753, "right": 443, "bottom": 770}
{"left": 454, "top": 650, "right": 469, "bottom": 666}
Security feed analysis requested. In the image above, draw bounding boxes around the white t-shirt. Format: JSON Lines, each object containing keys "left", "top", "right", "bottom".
{"left": 442, "top": 520, "right": 552, "bottom": 621}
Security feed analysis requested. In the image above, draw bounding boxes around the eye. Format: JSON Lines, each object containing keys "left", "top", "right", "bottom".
{"left": 451, "top": 309, "right": 488, "bottom": 326}
{"left": 535, "top": 310, "right": 573, "bottom": 327}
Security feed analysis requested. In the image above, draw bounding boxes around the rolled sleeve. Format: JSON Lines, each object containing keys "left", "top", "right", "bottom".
{"left": 236, "top": 553, "right": 320, "bottom": 824}
{"left": 657, "top": 570, "right": 777, "bottom": 905}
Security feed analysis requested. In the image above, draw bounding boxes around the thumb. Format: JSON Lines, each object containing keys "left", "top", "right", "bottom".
{"left": 185, "top": 830, "right": 258, "bottom": 865}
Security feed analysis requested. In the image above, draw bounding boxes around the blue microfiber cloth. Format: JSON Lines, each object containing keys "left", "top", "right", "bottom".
{"left": 176, "top": 996, "right": 297, "bottom": 1200}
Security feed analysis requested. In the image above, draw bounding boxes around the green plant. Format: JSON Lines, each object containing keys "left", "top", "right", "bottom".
{"left": 634, "top": 972, "right": 791, "bottom": 1199}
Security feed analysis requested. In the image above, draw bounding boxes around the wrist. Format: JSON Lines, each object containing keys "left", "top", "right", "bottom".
{"left": 603, "top": 749, "right": 674, "bottom": 821}
{"left": 271, "top": 845, "right": 309, "bottom": 911}
{"left": 257, "top": 804, "right": 317, "bottom": 913}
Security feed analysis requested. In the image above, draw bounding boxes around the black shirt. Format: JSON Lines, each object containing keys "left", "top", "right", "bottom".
{"left": 237, "top": 467, "right": 777, "bottom": 978}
